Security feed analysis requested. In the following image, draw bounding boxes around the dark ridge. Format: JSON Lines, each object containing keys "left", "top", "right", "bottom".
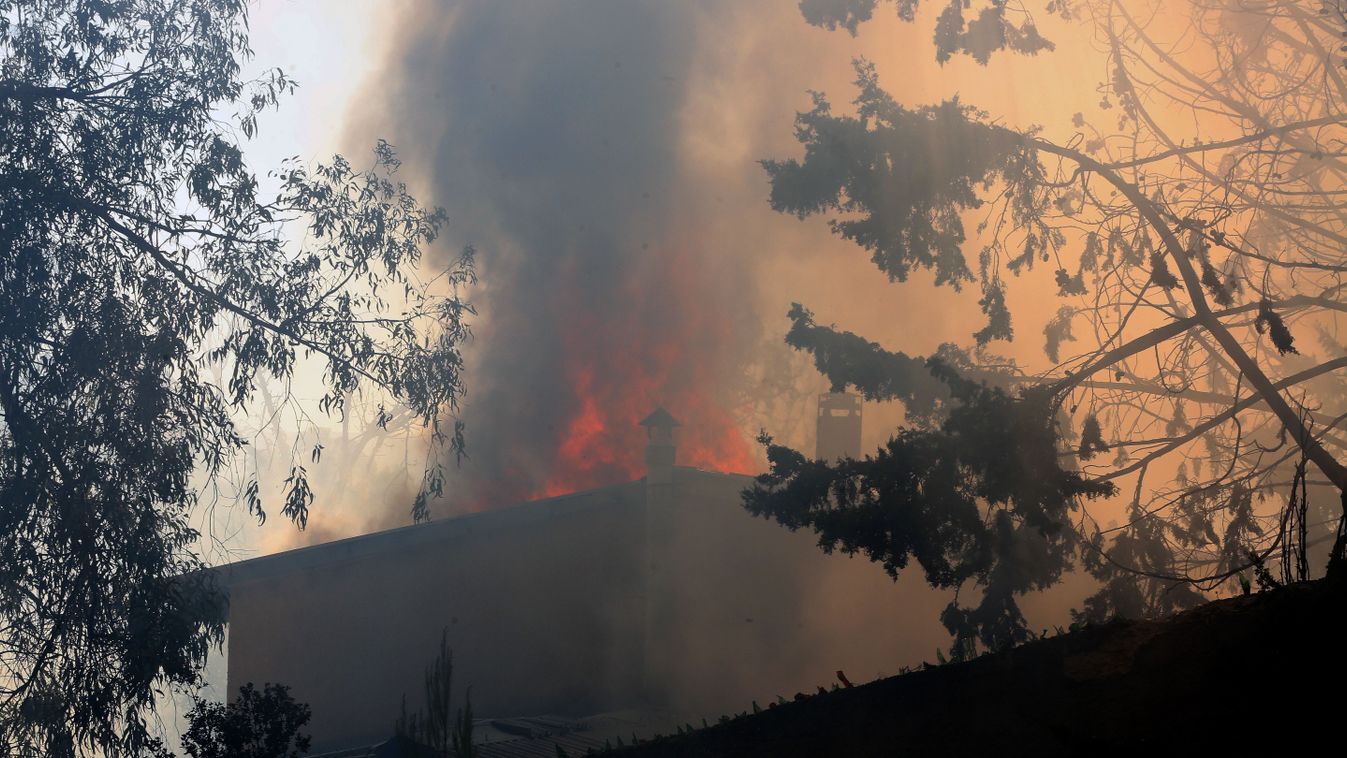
{"left": 617, "top": 576, "right": 1347, "bottom": 756}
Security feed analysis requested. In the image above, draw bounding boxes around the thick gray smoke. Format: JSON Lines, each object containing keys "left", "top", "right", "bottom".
{"left": 355, "top": 0, "right": 1011, "bottom": 519}
{"left": 369, "top": 0, "right": 766, "bottom": 510}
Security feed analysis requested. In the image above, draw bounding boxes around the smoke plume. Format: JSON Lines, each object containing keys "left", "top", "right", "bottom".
{"left": 361, "top": 1, "right": 769, "bottom": 509}
{"left": 345, "top": 0, "right": 1093, "bottom": 516}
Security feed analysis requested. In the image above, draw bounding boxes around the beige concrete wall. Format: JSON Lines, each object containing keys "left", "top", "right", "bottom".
{"left": 224, "top": 469, "right": 951, "bottom": 752}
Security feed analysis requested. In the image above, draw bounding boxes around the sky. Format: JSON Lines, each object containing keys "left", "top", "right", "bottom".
{"left": 239, "top": 0, "right": 388, "bottom": 171}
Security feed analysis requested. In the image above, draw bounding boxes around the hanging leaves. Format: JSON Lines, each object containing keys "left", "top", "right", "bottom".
{"left": 1054, "top": 267, "right": 1087, "bottom": 296}
{"left": 746, "top": 370, "right": 1115, "bottom": 653}
{"left": 1255, "top": 299, "right": 1298, "bottom": 355}
{"left": 1043, "top": 307, "right": 1078, "bottom": 363}
{"left": 1165, "top": 402, "right": 1192, "bottom": 437}
{"left": 1119, "top": 230, "right": 1144, "bottom": 267}
{"left": 1186, "top": 228, "right": 1210, "bottom": 258}
{"left": 0, "top": 3, "right": 470, "bottom": 751}
{"left": 1149, "top": 252, "right": 1180, "bottom": 290}
{"left": 772, "top": 0, "right": 1344, "bottom": 671}
{"left": 1201, "top": 261, "right": 1234, "bottom": 306}
{"left": 974, "top": 282, "right": 1014, "bottom": 345}
{"left": 1079, "top": 231, "right": 1102, "bottom": 273}
{"left": 1078, "top": 413, "right": 1109, "bottom": 460}
{"left": 1009, "top": 232, "right": 1039, "bottom": 272}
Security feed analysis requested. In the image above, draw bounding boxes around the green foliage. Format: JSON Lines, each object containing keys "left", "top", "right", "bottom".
{"left": 0, "top": 1, "right": 470, "bottom": 753}
{"left": 179, "top": 683, "right": 311, "bottom": 758}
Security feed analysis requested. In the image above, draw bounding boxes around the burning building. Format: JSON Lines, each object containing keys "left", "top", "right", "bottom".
{"left": 219, "top": 408, "right": 940, "bottom": 754}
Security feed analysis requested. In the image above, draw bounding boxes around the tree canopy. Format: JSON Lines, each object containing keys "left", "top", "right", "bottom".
{"left": 749, "top": 0, "right": 1347, "bottom": 654}
{"left": 798, "top": 0, "right": 1060, "bottom": 63}
{"left": 178, "top": 683, "right": 311, "bottom": 758}
{"left": 0, "top": 1, "right": 471, "bottom": 753}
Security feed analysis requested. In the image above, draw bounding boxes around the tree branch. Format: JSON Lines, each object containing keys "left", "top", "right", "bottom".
{"left": 1030, "top": 135, "right": 1347, "bottom": 488}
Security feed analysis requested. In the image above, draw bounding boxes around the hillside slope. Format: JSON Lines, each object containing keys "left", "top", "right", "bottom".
{"left": 618, "top": 576, "right": 1347, "bottom": 756}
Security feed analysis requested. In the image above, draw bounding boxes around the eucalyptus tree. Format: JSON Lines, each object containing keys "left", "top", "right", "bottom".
{"left": 749, "top": 0, "right": 1347, "bottom": 655}
{"left": 0, "top": 1, "right": 472, "bottom": 754}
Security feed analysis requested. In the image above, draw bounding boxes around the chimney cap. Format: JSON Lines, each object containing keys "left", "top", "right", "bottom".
{"left": 639, "top": 406, "right": 681, "bottom": 429}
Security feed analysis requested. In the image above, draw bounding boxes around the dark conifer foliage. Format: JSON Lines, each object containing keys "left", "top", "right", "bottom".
{"left": 798, "top": 0, "right": 1057, "bottom": 64}
{"left": 762, "top": 68, "right": 1040, "bottom": 292}
{"left": 0, "top": 1, "right": 470, "bottom": 753}
{"left": 783, "top": 304, "right": 955, "bottom": 422}
{"left": 746, "top": 364, "right": 1114, "bottom": 652}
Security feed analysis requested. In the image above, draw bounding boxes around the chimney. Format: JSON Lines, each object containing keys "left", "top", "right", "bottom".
{"left": 638, "top": 406, "right": 680, "bottom": 705}
{"left": 816, "top": 392, "right": 862, "bottom": 461}
{"left": 639, "top": 406, "right": 680, "bottom": 485}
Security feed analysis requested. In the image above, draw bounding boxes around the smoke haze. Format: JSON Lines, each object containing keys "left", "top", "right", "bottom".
{"left": 306, "top": 0, "right": 1098, "bottom": 527}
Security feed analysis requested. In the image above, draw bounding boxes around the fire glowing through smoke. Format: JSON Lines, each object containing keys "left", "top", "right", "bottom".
{"left": 365, "top": 0, "right": 771, "bottom": 515}
{"left": 532, "top": 244, "right": 756, "bottom": 500}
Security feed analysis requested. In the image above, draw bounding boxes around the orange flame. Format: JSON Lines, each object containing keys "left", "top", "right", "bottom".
{"left": 529, "top": 243, "right": 755, "bottom": 500}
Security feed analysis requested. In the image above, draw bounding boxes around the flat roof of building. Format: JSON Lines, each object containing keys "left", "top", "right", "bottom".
{"left": 215, "top": 467, "right": 751, "bottom": 588}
